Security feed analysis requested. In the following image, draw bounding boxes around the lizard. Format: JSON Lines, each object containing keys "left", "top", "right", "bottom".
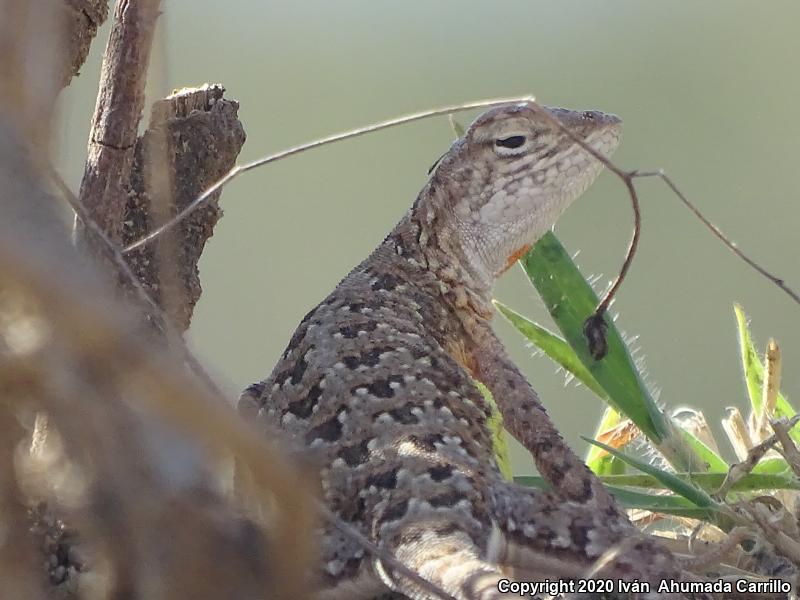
{"left": 238, "top": 102, "right": 686, "bottom": 599}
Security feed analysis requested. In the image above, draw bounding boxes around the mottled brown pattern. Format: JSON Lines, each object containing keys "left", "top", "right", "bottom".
{"left": 241, "top": 103, "right": 689, "bottom": 599}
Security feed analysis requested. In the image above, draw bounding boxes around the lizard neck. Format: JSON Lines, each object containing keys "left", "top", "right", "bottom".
{"left": 391, "top": 195, "right": 495, "bottom": 324}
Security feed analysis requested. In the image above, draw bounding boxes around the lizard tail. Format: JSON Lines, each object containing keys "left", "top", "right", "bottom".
{"left": 374, "top": 523, "right": 508, "bottom": 600}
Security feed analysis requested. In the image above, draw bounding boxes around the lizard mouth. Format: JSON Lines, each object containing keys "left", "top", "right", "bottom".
{"left": 543, "top": 105, "right": 623, "bottom": 159}
{"left": 585, "top": 126, "right": 622, "bottom": 160}
{"left": 544, "top": 106, "right": 622, "bottom": 129}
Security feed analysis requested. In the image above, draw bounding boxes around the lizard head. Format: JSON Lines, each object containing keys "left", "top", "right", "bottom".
{"left": 422, "top": 102, "right": 622, "bottom": 288}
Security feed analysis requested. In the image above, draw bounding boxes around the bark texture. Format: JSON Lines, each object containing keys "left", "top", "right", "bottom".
{"left": 78, "top": 0, "right": 162, "bottom": 242}
{"left": 60, "top": 0, "right": 110, "bottom": 87}
{"left": 123, "top": 84, "right": 246, "bottom": 330}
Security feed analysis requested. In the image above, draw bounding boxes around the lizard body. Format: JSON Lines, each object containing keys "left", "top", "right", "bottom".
{"left": 240, "top": 103, "right": 683, "bottom": 599}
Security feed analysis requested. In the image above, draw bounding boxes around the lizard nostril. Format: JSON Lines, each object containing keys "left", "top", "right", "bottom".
{"left": 582, "top": 111, "right": 597, "bottom": 120}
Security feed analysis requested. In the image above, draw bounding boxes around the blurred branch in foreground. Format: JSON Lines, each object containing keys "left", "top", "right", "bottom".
{"left": 0, "top": 106, "right": 315, "bottom": 600}
{"left": 1, "top": 1, "right": 315, "bottom": 599}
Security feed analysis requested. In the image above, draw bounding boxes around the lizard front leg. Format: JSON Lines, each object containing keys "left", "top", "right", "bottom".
{"left": 468, "top": 325, "right": 694, "bottom": 598}
{"left": 489, "top": 480, "right": 687, "bottom": 599}
{"left": 466, "top": 319, "right": 620, "bottom": 517}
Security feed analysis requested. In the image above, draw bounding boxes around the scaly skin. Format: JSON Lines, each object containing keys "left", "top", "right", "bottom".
{"left": 240, "top": 103, "right": 685, "bottom": 599}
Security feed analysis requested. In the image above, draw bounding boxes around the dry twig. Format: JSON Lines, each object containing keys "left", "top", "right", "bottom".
{"left": 78, "top": 0, "right": 162, "bottom": 242}
{"left": 771, "top": 417, "right": 800, "bottom": 479}
{"left": 57, "top": 0, "right": 109, "bottom": 87}
{"left": 715, "top": 415, "right": 800, "bottom": 500}
{"left": 123, "top": 95, "right": 534, "bottom": 253}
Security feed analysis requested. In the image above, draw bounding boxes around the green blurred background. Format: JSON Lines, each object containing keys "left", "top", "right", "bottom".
{"left": 56, "top": 1, "right": 799, "bottom": 474}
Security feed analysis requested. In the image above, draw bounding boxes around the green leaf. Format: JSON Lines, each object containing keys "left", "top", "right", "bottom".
{"left": 493, "top": 300, "right": 608, "bottom": 399}
{"left": 519, "top": 233, "right": 668, "bottom": 443}
{"left": 514, "top": 233, "right": 704, "bottom": 472}
{"left": 606, "top": 471, "right": 800, "bottom": 492}
{"left": 679, "top": 429, "right": 729, "bottom": 472}
{"left": 734, "top": 304, "right": 763, "bottom": 415}
{"left": 475, "top": 381, "right": 514, "bottom": 481}
{"left": 515, "top": 470, "right": 800, "bottom": 492}
{"left": 606, "top": 485, "right": 712, "bottom": 516}
{"left": 586, "top": 406, "right": 627, "bottom": 475}
{"left": 604, "top": 486, "right": 733, "bottom": 527}
{"left": 752, "top": 456, "right": 794, "bottom": 475}
{"left": 582, "top": 437, "right": 718, "bottom": 509}
{"left": 493, "top": 299, "right": 635, "bottom": 474}
{"left": 513, "top": 475, "right": 550, "bottom": 488}
{"left": 733, "top": 304, "right": 799, "bottom": 442}
{"left": 513, "top": 477, "right": 732, "bottom": 526}
{"left": 448, "top": 114, "right": 466, "bottom": 138}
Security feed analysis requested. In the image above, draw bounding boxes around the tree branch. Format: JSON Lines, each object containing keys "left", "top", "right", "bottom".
{"left": 78, "top": 0, "right": 162, "bottom": 242}
{"left": 123, "top": 84, "right": 246, "bottom": 330}
{"left": 59, "top": 0, "right": 109, "bottom": 87}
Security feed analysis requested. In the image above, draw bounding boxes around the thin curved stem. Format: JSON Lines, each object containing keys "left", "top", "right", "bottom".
{"left": 634, "top": 170, "right": 800, "bottom": 307}
{"left": 123, "top": 95, "right": 534, "bottom": 254}
{"left": 527, "top": 103, "right": 799, "bottom": 360}
{"left": 594, "top": 175, "right": 641, "bottom": 317}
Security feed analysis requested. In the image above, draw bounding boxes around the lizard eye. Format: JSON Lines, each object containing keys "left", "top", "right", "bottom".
{"left": 494, "top": 135, "right": 529, "bottom": 157}
{"left": 496, "top": 135, "right": 526, "bottom": 148}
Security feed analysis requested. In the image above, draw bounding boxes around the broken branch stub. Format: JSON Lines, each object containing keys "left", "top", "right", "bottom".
{"left": 123, "top": 84, "right": 246, "bottom": 331}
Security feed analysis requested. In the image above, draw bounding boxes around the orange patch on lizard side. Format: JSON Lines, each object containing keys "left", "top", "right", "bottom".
{"left": 501, "top": 244, "right": 532, "bottom": 273}
{"left": 594, "top": 420, "right": 638, "bottom": 458}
